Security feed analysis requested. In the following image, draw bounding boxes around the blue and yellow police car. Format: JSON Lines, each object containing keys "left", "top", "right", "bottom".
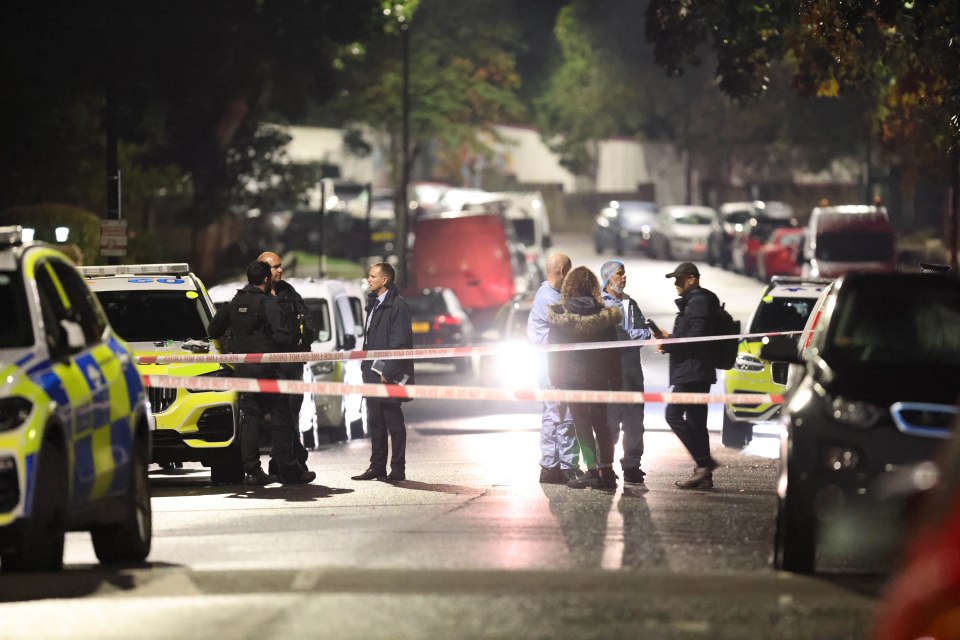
{"left": 0, "top": 226, "right": 151, "bottom": 571}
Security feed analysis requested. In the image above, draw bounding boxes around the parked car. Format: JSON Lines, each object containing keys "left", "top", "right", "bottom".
{"left": 730, "top": 212, "right": 797, "bottom": 276}
{"left": 652, "top": 205, "right": 718, "bottom": 261}
{"left": 722, "top": 277, "right": 829, "bottom": 448}
{"left": 757, "top": 227, "right": 805, "bottom": 281}
{"left": 592, "top": 200, "right": 659, "bottom": 255}
{"left": 761, "top": 271, "right": 960, "bottom": 574}
{"left": 870, "top": 421, "right": 960, "bottom": 640}
{"left": 801, "top": 204, "right": 897, "bottom": 279}
{"left": 405, "top": 287, "right": 475, "bottom": 373}
{"left": 208, "top": 277, "right": 365, "bottom": 443}
{"left": 409, "top": 212, "right": 516, "bottom": 328}
{"left": 479, "top": 294, "right": 538, "bottom": 389}
{"left": 0, "top": 227, "right": 152, "bottom": 571}
{"left": 81, "top": 263, "right": 243, "bottom": 484}
{"left": 707, "top": 202, "right": 763, "bottom": 268}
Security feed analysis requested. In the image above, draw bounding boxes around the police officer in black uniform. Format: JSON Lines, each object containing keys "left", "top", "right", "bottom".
{"left": 258, "top": 251, "right": 318, "bottom": 460}
{"left": 208, "top": 261, "right": 316, "bottom": 485}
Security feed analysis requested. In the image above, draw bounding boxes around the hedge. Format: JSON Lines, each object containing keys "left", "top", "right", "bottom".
{"left": 0, "top": 203, "right": 103, "bottom": 263}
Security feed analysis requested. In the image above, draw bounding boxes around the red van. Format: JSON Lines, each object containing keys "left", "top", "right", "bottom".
{"left": 409, "top": 213, "right": 516, "bottom": 314}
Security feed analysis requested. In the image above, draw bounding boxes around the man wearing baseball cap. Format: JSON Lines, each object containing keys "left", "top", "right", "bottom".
{"left": 654, "top": 262, "right": 721, "bottom": 489}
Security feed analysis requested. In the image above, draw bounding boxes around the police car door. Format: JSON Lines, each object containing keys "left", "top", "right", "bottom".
{"left": 34, "top": 259, "right": 116, "bottom": 505}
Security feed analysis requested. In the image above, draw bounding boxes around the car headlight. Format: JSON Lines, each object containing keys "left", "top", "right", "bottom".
{"left": 734, "top": 352, "right": 765, "bottom": 372}
{"left": 186, "top": 365, "right": 234, "bottom": 393}
{"left": 829, "top": 395, "right": 884, "bottom": 428}
{"left": 0, "top": 397, "right": 33, "bottom": 432}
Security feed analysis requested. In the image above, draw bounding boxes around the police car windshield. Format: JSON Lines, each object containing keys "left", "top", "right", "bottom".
{"left": 749, "top": 298, "right": 812, "bottom": 334}
{"left": 0, "top": 272, "right": 34, "bottom": 348}
{"left": 95, "top": 290, "right": 210, "bottom": 343}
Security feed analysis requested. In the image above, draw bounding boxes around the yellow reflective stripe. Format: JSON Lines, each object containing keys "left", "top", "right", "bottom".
{"left": 93, "top": 344, "right": 130, "bottom": 421}
{"left": 43, "top": 261, "right": 72, "bottom": 311}
{"left": 89, "top": 425, "right": 114, "bottom": 499}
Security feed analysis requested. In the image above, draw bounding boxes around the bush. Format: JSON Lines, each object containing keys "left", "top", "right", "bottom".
{"left": 0, "top": 203, "right": 102, "bottom": 263}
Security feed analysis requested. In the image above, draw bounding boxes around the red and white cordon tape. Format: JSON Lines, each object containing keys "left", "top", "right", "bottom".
{"left": 137, "top": 330, "right": 803, "bottom": 365}
{"left": 142, "top": 374, "right": 784, "bottom": 405}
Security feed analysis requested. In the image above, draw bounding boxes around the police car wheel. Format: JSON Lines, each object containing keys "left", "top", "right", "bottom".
{"left": 0, "top": 438, "right": 67, "bottom": 572}
{"left": 721, "top": 412, "right": 753, "bottom": 448}
{"left": 91, "top": 438, "right": 152, "bottom": 564}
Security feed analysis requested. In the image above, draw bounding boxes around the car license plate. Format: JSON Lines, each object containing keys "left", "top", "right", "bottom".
{"left": 411, "top": 322, "right": 430, "bottom": 333}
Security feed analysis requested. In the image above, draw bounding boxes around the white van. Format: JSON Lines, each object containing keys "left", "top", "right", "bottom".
{"left": 801, "top": 205, "right": 897, "bottom": 279}
{"left": 208, "top": 277, "right": 366, "bottom": 444}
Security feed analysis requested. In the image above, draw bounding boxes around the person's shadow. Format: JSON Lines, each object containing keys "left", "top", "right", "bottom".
{"left": 542, "top": 484, "right": 615, "bottom": 568}
{"left": 617, "top": 486, "right": 669, "bottom": 570}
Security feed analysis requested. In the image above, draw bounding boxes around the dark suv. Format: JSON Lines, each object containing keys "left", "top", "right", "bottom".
{"left": 762, "top": 272, "right": 960, "bottom": 574}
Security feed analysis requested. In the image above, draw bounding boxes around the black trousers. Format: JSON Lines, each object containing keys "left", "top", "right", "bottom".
{"left": 367, "top": 398, "right": 406, "bottom": 472}
{"left": 568, "top": 402, "right": 614, "bottom": 468}
{"left": 664, "top": 381, "right": 716, "bottom": 469}
{"left": 238, "top": 392, "right": 301, "bottom": 478}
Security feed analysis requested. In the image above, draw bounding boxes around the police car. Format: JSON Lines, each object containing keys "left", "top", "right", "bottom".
{"left": 79, "top": 263, "right": 242, "bottom": 484}
{"left": 0, "top": 226, "right": 151, "bottom": 571}
{"left": 722, "top": 277, "right": 831, "bottom": 448}
{"left": 208, "top": 276, "right": 366, "bottom": 444}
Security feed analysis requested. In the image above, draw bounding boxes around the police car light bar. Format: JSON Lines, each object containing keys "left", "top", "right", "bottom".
{"left": 0, "top": 226, "right": 23, "bottom": 246}
{"left": 78, "top": 263, "right": 191, "bottom": 277}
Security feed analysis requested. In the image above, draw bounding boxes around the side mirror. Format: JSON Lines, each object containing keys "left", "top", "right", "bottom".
{"left": 542, "top": 234, "right": 552, "bottom": 249}
{"left": 343, "top": 334, "right": 357, "bottom": 351}
{"left": 60, "top": 319, "right": 86, "bottom": 352}
{"left": 760, "top": 334, "right": 801, "bottom": 364}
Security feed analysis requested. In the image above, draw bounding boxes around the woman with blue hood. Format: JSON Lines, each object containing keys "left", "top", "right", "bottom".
{"left": 547, "top": 266, "right": 623, "bottom": 490}
{"left": 599, "top": 259, "right": 654, "bottom": 485}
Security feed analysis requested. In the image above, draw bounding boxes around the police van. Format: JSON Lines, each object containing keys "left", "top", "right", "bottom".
{"left": 0, "top": 226, "right": 151, "bottom": 571}
{"left": 208, "top": 276, "right": 366, "bottom": 444}
{"left": 79, "top": 263, "right": 243, "bottom": 484}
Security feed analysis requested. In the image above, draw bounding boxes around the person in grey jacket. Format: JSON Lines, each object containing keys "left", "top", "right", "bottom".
{"left": 656, "top": 262, "right": 720, "bottom": 490}
{"left": 527, "top": 253, "right": 581, "bottom": 484}
{"left": 351, "top": 262, "right": 414, "bottom": 483}
{"left": 599, "top": 259, "right": 652, "bottom": 485}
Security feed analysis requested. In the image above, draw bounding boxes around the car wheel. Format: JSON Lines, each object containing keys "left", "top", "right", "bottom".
{"left": 773, "top": 469, "right": 817, "bottom": 574}
{"left": 0, "top": 436, "right": 67, "bottom": 572}
{"left": 454, "top": 356, "right": 473, "bottom": 374}
{"left": 721, "top": 412, "right": 753, "bottom": 448}
{"left": 210, "top": 438, "right": 244, "bottom": 485}
{"left": 92, "top": 435, "right": 152, "bottom": 564}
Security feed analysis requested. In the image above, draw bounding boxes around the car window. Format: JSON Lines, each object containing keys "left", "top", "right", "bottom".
{"left": 305, "top": 299, "right": 331, "bottom": 342}
{"left": 96, "top": 291, "right": 209, "bottom": 343}
{"left": 829, "top": 279, "right": 960, "bottom": 366}
{"left": 34, "top": 264, "right": 71, "bottom": 356}
{"left": 752, "top": 218, "right": 793, "bottom": 243}
{"left": 778, "top": 232, "right": 803, "bottom": 248}
{"left": 0, "top": 271, "right": 34, "bottom": 348}
{"left": 724, "top": 211, "right": 753, "bottom": 225}
{"left": 512, "top": 219, "right": 536, "bottom": 246}
{"left": 673, "top": 211, "right": 714, "bottom": 225}
{"left": 348, "top": 297, "right": 364, "bottom": 337}
{"left": 815, "top": 231, "right": 894, "bottom": 261}
{"left": 407, "top": 293, "right": 447, "bottom": 317}
{"left": 750, "top": 297, "right": 813, "bottom": 334}
{"left": 504, "top": 306, "right": 531, "bottom": 340}
{"left": 50, "top": 260, "right": 106, "bottom": 344}
{"left": 620, "top": 209, "right": 657, "bottom": 226}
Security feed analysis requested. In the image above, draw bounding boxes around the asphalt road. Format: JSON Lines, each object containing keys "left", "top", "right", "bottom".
{"left": 0, "top": 241, "right": 888, "bottom": 639}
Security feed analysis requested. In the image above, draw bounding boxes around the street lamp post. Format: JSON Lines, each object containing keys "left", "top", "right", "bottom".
{"left": 396, "top": 20, "right": 411, "bottom": 288}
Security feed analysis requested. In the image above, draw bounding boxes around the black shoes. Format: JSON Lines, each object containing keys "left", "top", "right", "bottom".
{"left": 352, "top": 467, "right": 387, "bottom": 481}
{"left": 598, "top": 468, "right": 618, "bottom": 491}
{"left": 539, "top": 466, "right": 565, "bottom": 484}
{"left": 280, "top": 469, "right": 316, "bottom": 485}
{"left": 242, "top": 468, "right": 277, "bottom": 486}
{"left": 567, "top": 468, "right": 600, "bottom": 489}
{"left": 622, "top": 468, "right": 646, "bottom": 485}
{"left": 675, "top": 466, "right": 714, "bottom": 490}
{"left": 385, "top": 470, "right": 406, "bottom": 483}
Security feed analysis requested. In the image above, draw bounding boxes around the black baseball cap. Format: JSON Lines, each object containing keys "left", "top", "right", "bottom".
{"left": 665, "top": 262, "right": 700, "bottom": 278}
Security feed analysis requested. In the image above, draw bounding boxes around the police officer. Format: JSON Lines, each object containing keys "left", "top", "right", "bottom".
{"left": 258, "top": 251, "right": 318, "bottom": 459}
{"left": 208, "top": 261, "right": 316, "bottom": 485}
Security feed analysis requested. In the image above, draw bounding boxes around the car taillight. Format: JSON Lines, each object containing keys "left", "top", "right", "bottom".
{"left": 432, "top": 314, "right": 462, "bottom": 330}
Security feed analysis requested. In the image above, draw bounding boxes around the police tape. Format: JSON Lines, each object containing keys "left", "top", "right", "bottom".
{"left": 142, "top": 374, "right": 784, "bottom": 405}
{"left": 137, "top": 330, "right": 803, "bottom": 365}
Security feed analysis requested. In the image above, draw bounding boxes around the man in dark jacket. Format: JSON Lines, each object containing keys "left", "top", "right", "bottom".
{"left": 258, "top": 252, "right": 318, "bottom": 461}
{"left": 351, "top": 262, "right": 414, "bottom": 483}
{"left": 657, "top": 262, "right": 720, "bottom": 489}
{"left": 208, "top": 261, "right": 316, "bottom": 486}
